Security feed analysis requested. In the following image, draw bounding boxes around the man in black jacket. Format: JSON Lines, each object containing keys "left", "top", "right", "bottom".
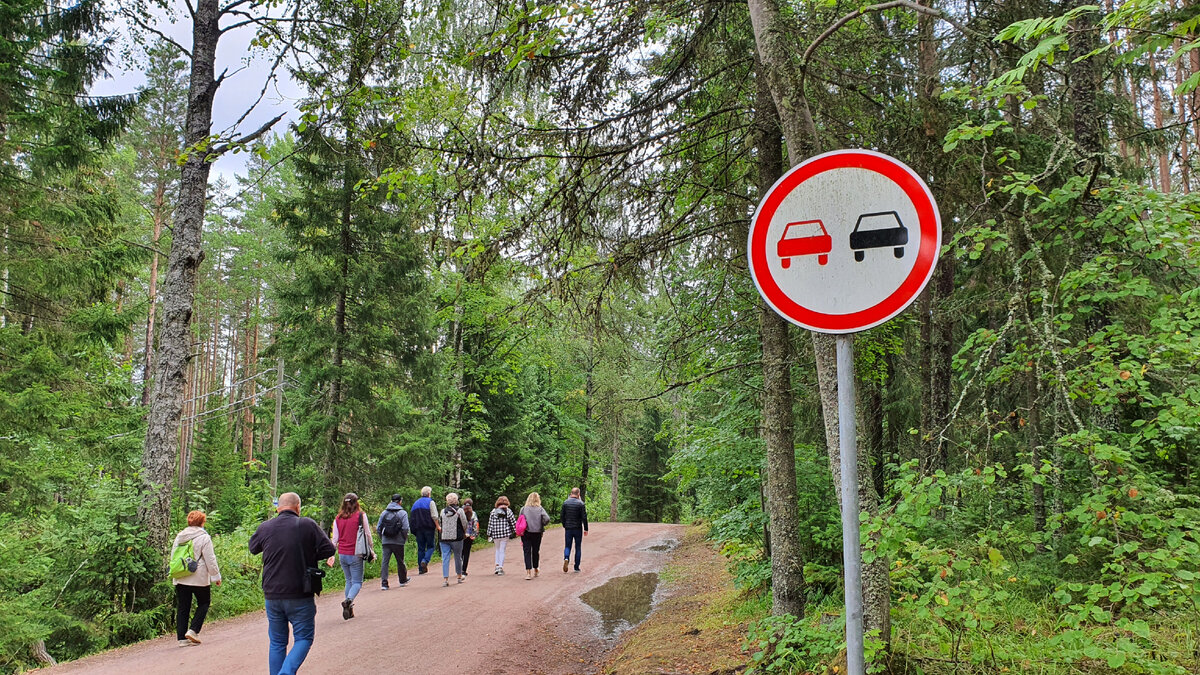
{"left": 249, "top": 492, "right": 336, "bottom": 675}
{"left": 560, "top": 487, "right": 589, "bottom": 573}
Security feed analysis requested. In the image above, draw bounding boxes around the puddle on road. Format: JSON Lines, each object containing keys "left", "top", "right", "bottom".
{"left": 645, "top": 540, "right": 677, "bottom": 552}
{"left": 580, "top": 572, "right": 659, "bottom": 637}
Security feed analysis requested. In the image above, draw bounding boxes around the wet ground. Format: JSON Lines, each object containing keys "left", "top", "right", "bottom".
{"left": 580, "top": 572, "right": 660, "bottom": 636}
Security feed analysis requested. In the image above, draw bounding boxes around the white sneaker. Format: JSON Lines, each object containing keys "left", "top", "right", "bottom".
{"left": 184, "top": 629, "right": 201, "bottom": 645}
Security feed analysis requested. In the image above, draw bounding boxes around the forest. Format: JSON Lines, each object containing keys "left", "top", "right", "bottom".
{"left": 3, "top": 0, "right": 1200, "bottom": 672}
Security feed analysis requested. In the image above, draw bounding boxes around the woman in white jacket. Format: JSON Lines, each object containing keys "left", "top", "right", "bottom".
{"left": 172, "top": 510, "right": 222, "bottom": 646}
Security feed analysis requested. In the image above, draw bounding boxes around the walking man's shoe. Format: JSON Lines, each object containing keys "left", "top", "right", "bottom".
{"left": 341, "top": 598, "right": 353, "bottom": 620}
{"left": 563, "top": 558, "right": 569, "bottom": 573}
{"left": 185, "top": 629, "right": 201, "bottom": 644}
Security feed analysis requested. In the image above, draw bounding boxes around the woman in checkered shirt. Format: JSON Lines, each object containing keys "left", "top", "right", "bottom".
{"left": 487, "top": 496, "right": 518, "bottom": 575}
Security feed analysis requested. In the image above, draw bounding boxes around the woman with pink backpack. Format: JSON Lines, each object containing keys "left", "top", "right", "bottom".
{"left": 518, "top": 492, "right": 551, "bottom": 580}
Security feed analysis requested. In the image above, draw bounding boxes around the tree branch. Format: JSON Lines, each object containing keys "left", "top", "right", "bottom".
{"left": 802, "top": 0, "right": 997, "bottom": 68}
{"left": 210, "top": 114, "right": 285, "bottom": 156}
{"left": 623, "top": 361, "right": 762, "bottom": 402}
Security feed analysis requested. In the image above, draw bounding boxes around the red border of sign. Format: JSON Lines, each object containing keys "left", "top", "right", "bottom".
{"left": 748, "top": 149, "right": 941, "bottom": 334}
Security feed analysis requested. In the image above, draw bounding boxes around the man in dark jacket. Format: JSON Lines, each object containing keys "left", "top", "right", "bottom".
{"left": 560, "top": 487, "right": 589, "bottom": 573}
{"left": 377, "top": 494, "right": 410, "bottom": 590}
{"left": 409, "top": 486, "right": 439, "bottom": 574}
{"left": 249, "top": 492, "right": 336, "bottom": 675}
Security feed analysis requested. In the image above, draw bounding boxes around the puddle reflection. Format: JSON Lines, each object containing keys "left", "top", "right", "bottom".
{"left": 580, "top": 572, "right": 659, "bottom": 637}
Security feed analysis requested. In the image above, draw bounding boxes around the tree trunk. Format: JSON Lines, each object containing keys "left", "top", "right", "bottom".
{"left": 141, "top": 187, "right": 164, "bottom": 407}
{"left": 1028, "top": 360, "right": 1046, "bottom": 552}
{"left": 753, "top": 60, "right": 805, "bottom": 618}
{"left": 581, "top": 356, "right": 593, "bottom": 503}
{"left": 139, "top": 0, "right": 223, "bottom": 560}
{"left": 1150, "top": 54, "right": 1171, "bottom": 191}
{"left": 747, "top": 0, "right": 890, "bottom": 647}
{"left": 609, "top": 412, "right": 621, "bottom": 522}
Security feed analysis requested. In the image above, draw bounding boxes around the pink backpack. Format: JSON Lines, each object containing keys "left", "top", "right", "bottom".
{"left": 515, "top": 513, "right": 527, "bottom": 536}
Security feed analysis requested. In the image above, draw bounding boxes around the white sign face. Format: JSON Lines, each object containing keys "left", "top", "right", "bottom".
{"left": 748, "top": 149, "right": 941, "bottom": 334}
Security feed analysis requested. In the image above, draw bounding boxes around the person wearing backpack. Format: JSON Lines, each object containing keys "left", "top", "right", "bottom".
{"left": 518, "top": 492, "right": 551, "bottom": 581}
{"left": 171, "top": 510, "right": 222, "bottom": 646}
{"left": 326, "top": 493, "right": 374, "bottom": 620}
{"left": 460, "top": 498, "right": 480, "bottom": 576}
{"left": 487, "top": 496, "right": 517, "bottom": 575}
{"left": 409, "top": 486, "right": 439, "bottom": 575}
{"left": 438, "top": 492, "right": 470, "bottom": 586}
{"left": 377, "top": 494, "right": 410, "bottom": 590}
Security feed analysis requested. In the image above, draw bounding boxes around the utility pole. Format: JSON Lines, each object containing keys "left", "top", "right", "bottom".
{"left": 271, "top": 357, "right": 283, "bottom": 499}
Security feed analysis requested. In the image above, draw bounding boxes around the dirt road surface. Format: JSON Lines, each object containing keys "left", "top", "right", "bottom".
{"left": 45, "top": 522, "right": 684, "bottom": 675}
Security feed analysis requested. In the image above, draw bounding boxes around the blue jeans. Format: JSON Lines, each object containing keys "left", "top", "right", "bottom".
{"left": 266, "top": 597, "right": 316, "bottom": 675}
{"left": 339, "top": 554, "right": 363, "bottom": 601}
{"left": 440, "top": 540, "right": 463, "bottom": 577}
{"left": 415, "top": 529, "right": 437, "bottom": 565}
{"left": 564, "top": 528, "right": 583, "bottom": 570}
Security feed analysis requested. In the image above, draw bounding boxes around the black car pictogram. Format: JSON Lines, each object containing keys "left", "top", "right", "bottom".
{"left": 849, "top": 211, "right": 908, "bottom": 262}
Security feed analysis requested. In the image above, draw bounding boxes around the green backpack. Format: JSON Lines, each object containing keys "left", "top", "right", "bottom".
{"left": 169, "top": 539, "right": 198, "bottom": 579}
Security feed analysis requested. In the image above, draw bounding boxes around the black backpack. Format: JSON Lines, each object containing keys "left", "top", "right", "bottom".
{"left": 381, "top": 510, "right": 402, "bottom": 537}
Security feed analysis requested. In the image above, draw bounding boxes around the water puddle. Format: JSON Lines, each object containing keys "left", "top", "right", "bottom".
{"left": 645, "top": 540, "right": 677, "bottom": 552}
{"left": 580, "top": 572, "right": 660, "bottom": 637}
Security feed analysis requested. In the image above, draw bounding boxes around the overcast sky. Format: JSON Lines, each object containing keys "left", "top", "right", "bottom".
{"left": 92, "top": 7, "right": 307, "bottom": 185}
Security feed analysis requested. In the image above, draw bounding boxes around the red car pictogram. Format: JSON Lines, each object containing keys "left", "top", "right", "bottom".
{"left": 777, "top": 220, "right": 832, "bottom": 268}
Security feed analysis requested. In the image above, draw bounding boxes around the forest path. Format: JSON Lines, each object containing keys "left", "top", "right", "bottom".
{"left": 44, "top": 522, "right": 685, "bottom": 675}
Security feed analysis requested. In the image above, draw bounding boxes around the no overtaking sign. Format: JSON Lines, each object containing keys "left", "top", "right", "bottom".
{"left": 748, "top": 149, "right": 941, "bottom": 675}
{"left": 748, "top": 149, "right": 942, "bottom": 334}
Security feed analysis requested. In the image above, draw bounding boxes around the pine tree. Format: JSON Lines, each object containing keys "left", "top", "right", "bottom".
{"left": 622, "top": 407, "right": 678, "bottom": 523}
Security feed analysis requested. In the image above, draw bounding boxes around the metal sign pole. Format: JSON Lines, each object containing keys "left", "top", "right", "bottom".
{"left": 837, "top": 334, "right": 865, "bottom": 675}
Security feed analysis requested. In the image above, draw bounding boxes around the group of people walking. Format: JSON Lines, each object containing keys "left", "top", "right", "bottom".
{"left": 169, "top": 486, "right": 590, "bottom": 675}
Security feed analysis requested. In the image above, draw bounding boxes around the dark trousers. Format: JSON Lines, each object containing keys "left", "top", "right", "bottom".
{"left": 564, "top": 528, "right": 583, "bottom": 570}
{"left": 414, "top": 529, "right": 437, "bottom": 566}
{"left": 521, "top": 531, "right": 544, "bottom": 570}
{"left": 380, "top": 543, "right": 408, "bottom": 586}
{"left": 462, "top": 537, "right": 474, "bottom": 573}
{"left": 175, "top": 584, "right": 211, "bottom": 640}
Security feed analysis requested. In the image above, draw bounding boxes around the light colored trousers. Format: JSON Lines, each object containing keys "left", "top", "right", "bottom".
{"left": 493, "top": 537, "right": 509, "bottom": 567}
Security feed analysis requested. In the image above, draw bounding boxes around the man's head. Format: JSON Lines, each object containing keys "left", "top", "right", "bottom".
{"left": 391, "top": 493, "right": 403, "bottom": 504}
{"left": 421, "top": 486, "right": 432, "bottom": 498}
{"left": 570, "top": 487, "right": 581, "bottom": 498}
{"left": 277, "top": 492, "right": 301, "bottom": 514}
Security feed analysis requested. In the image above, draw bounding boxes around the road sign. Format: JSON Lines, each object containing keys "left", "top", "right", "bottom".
{"left": 748, "top": 149, "right": 941, "bottom": 334}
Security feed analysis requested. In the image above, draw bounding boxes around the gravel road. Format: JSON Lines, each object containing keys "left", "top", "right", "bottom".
{"left": 43, "top": 522, "right": 684, "bottom": 675}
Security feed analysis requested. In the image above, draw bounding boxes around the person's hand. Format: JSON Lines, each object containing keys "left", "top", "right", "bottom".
{"left": 326, "top": 557, "right": 335, "bottom": 567}
{"left": 584, "top": 531, "right": 589, "bottom": 536}
{"left": 215, "top": 579, "right": 222, "bottom": 586}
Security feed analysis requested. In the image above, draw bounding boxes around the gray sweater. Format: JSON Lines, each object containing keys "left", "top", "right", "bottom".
{"left": 519, "top": 505, "right": 550, "bottom": 534}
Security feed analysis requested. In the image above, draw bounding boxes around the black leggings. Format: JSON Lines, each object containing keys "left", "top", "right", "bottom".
{"left": 462, "top": 537, "right": 474, "bottom": 572}
{"left": 175, "top": 584, "right": 211, "bottom": 640}
{"left": 521, "top": 531, "right": 544, "bottom": 570}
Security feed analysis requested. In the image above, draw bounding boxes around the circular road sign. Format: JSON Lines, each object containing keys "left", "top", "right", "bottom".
{"left": 748, "top": 149, "right": 941, "bottom": 334}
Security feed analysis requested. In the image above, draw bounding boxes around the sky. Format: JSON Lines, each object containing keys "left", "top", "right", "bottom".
{"left": 92, "top": 4, "right": 307, "bottom": 185}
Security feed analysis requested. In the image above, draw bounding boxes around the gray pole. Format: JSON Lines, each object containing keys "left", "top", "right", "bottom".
{"left": 270, "top": 357, "right": 283, "bottom": 500}
{"left": 837, "top": 334, "right": 864, "bottom": 675}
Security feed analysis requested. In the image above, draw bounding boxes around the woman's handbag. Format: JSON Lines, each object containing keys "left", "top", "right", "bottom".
{"left": 354, "top": 513, "right": 375, "bottom": 562}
